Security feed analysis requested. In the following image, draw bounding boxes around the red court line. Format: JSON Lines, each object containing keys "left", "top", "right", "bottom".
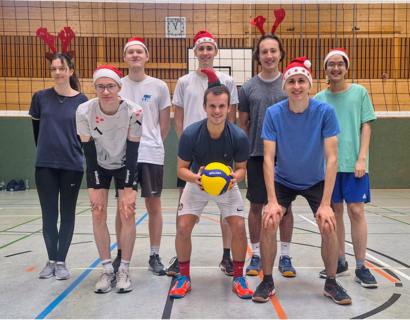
{"left": 365, "top": 261, "right": 399, "bottom": 283}
{"left": 201, "top": 215, "right": 288, "bottom": 319}
{"left": 26, "top": 267, "right": 36, "bottom": 272}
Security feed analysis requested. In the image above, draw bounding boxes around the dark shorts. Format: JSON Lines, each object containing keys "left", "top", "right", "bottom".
{"left": 246, "top": 156, "right": 267, "bottom": 204}
{"left": 136, "top": 163, "right": 163, "bottom": 198}
{"left": 87, "top": 166, "right": 126, "bottom": 190}
{"left": 275, "top": 180, "right": 334, "bottom": 216}
{"left": 177, "top": 177, "right": 186, "bottom": 188}
{"left": 332, "top": 172, "right": 371, "bottom": 204}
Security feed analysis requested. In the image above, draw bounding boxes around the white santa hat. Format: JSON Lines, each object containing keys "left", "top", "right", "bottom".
{"left": 282, "top": 57, "right": 312, "bottom": 89}
{"left": 123, "top": 37, "right": 149, "bottom": 55}
{"left": 324, "top": 48, "right": 349, "bottom": 70}
{"left": 93, "top": 65, "right": 123, "bottom": 87}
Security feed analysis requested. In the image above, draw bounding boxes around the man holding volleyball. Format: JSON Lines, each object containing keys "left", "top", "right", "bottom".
{"left": 169, "top": 69, "right": 253, "bottom": 300}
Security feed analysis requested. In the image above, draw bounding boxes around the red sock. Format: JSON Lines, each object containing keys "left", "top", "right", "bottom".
{"left": 233, "top": 260, "right": 245, "bottom": 279}
{"left": 179, "top": 260, "right": 190, "bottom": 279}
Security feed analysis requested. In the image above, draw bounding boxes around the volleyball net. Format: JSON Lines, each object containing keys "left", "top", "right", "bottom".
{"left": 0, "top": 0, "right": 409, "bottom": 116}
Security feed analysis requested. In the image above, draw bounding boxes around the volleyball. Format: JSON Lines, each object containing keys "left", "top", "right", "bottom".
{"left": 201, "top": 162, "right": 232, "bottom": 196}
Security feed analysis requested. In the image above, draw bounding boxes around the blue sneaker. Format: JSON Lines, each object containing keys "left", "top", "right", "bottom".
{"left": 246, "top": 255, "right": 262, "bottom": 276}
{"left": 278, "top": 255, "right": 296, "bottom": 277}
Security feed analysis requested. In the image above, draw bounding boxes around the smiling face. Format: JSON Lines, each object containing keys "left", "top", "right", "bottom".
{"left": 94, "top": 77, "right": 121, "bottom": 107}
{"left": 284, "top": 74, "right": 311, "bottom": 101}
{"left": 123, "top": 44, "right": 149, "bottom": 70}
{"left": 203, "top": 91, "right": 231, "bottom": 127}
{"left": 258, "top": 38, "right": 282, "bottom": 73}
{"left": 49, "top": 58, "right": 73, "bottom": 85}
{"left": 325, "top": 54, "right": 347, "bottom": 83}
{"left": 194, "top": 43, "right": 218, "bottom": 69}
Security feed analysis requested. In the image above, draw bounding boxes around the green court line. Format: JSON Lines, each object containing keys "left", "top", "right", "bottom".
{"left": 366, "top": 204, "right": 408, "bottom": 215}
{"left": 0, "top": 216, "right": 43, "bottom": 233}
{"left": 371, "top": 212, "right": 410, "bottom": 226}
{"left": 0, "top": 208, "right": 90, "bottom": 250}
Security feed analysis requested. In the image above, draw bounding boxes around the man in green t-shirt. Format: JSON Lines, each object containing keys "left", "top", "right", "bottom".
{"left": 315, "top": 49, "right": 378, "bottom": 288}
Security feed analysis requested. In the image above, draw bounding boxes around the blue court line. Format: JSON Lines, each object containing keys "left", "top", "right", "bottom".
{"left": 35, "top": 212, "right": 148, "bottom": 320}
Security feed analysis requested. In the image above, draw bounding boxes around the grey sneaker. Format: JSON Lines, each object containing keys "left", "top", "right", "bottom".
{"left": 116, "top": 267, "right": 132, "bottom": 293}
{"left": 319, "top": 261, "right": 350, "bottom": 278}
{"left": 149, "top": 254, "right": 167, "bottom": 276}
{"left": 167, "top": 256, "right": 180, "bottom": 276}
{"left": 55, "top": 263, "right": 70, "bottom": 280}
{"left": 94, "top": 269, "right": 116, "bottom": 293}
{"left": 39, "top": 261, "right": 56, "bottom": 279}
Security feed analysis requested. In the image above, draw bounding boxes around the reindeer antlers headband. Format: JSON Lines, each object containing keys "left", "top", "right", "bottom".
{"left": 36, "top": 27, "right": 76, "bottom": 68}
{"left": 250, "top": 8, "right": 286, "bottom": 35}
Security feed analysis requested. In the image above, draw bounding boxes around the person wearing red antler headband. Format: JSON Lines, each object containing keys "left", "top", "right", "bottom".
{"left": 257, "top": 57, "right": 353, "bottom": 305}
{"left": 30, "top": 27, "right": 88, "bottom": 281}
{"left": 315, "top": 49, "right": 377, "bottom": 288}
{"left": 240, "top": 10, "right": 298, "bottom": 280}
{"left": 169, "top": 30, "right": 239, "bottom": 278}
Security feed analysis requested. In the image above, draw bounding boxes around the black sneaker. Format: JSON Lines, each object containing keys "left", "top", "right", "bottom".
{"left": 149, "top": 254, "right": 167, "bottom": 276}
{"left": 219, "top": 257, "right": 234, "bottom": 276}
{"left": 252, "top": 281, "right": 275, "bottom": 302}
{"left": 324, "top": 281, "right": 352, "bottom": 305}
{"left": 319, "top": 261, "right": 349, "bottom": 278}
{"left": 355, "top": 266, "right": 378, "bottom": 288}
{"left": 112, "top": 256, "right": 121, "bottom": 274}
{"left": 167, "top": 256, "right": 180, "bottom": 276}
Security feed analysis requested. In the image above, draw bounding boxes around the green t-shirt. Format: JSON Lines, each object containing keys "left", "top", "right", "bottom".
{"left": 314, "top": 84, "right": 377, "bottom": 173}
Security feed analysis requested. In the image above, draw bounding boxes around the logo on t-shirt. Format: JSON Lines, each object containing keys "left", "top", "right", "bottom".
{"left": 142, "top": 95, "right": 151, "bottom": 102}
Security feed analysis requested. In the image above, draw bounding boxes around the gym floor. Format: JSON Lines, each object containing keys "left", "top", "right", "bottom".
{"left": 0, "top": 189, "right": 409, "bottom": 319}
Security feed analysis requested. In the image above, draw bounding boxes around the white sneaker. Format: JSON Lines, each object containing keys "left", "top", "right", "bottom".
{"left": 116, "top": 267, "right": 132, "bottom": 293}
{"left": 56, "top": 263, "right": 70, "bottom": 280}
{"left": 94, "top": 269, "right": 116, "bottom": 293}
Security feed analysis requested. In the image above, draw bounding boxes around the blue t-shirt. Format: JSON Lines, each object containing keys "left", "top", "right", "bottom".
{"left": 29, "top": 88, "right": 88, "bottom": 171}
{"left": 262, "top": 97, "right": 340, "bottom": 190}
{"left": 178, "top": 119, "right": 250, "bottom": 174}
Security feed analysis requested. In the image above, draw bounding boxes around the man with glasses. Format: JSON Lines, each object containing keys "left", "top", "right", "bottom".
{"left": 111, "top": 37, "right": 171, "bottom": 276}
{"left": 76, "top": 65, "right": 143, "bottom": 293}
{"left": 315, "top": 49, "right": 378, "bottom": 288}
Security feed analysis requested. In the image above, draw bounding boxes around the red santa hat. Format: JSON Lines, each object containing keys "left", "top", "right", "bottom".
{"left": 93, "top": 65, "right": 123, "bottom": 87}
{"left": 282, "top": 57, "right": 312, "bottom": 89}
{"left": 193, "top": 31, "right": 218, "bottom": 50}
{"left": 123, "top": 37, "right": 149, "bottom": 55}
{"left": 324, "top": 48, "right": 349, "bottom": 70}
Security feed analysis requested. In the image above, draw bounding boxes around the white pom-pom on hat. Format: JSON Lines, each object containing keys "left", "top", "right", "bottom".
{"left": 304, "top": 60, "right": 312, "bottom": 69}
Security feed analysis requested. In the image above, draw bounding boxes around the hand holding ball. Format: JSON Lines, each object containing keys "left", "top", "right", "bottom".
{"left": 201, "top": 162, "right": 232, "bottom": 196}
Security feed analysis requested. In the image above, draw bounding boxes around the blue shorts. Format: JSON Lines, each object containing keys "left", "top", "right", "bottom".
{"left": 332, "top": 172, "right": 371, "bottom": 204}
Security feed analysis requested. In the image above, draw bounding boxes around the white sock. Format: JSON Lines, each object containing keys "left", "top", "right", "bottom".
{"left": 150, "top": 246, "right": 160, "bottom": 256}
{"left": 120, "top": 259, "right": 130, "bottom": 270}
{"left": 101, "top": 259, "right": 113, "bottom": 271}
{"left": 49, "top": 260, "right": 56, "bottom": 264}
{"left": 56, "top": 261, "right": 65, "bottom": 265}
{"left": 281, "top": 242, "right": 291, "bottom": 257}
{"left": 251, "top": 242, "right": 260, "bottom": 257}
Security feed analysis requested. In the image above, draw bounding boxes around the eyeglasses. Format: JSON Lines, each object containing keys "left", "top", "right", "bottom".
{"left": 327, "top": 63, "right": 346, "bottom": 69}
{"left": 95, "top": 84, "right": 118, "bottom": 93}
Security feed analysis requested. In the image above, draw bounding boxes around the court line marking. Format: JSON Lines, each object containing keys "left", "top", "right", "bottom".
{"left": 201, "top": 215, "right": 288, "bottom": 319}
{"left": 0, "top": 208, "right": 90, "bottom": 250}
{"left": 26, "top": 267, "right": 36, "bottom": 272}
{"left": 298, "top": 214, "right": 410, "bottom": 283}
{"left": 35, "top": 213, "right": 148, "bottom": 320}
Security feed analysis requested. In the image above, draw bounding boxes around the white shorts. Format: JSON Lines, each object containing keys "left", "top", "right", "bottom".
{"left": 178, "top": 182, "right": 245, "bottom": 224}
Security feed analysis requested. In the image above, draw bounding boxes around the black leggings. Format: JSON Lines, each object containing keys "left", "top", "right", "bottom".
{"left": 35, "top": 167, "right": 83, "bottom": 262}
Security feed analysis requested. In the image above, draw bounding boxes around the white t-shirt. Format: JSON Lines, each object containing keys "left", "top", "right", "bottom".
{"left": 172, "top": 71, "right": 239, "bottom": 129}
{"left": 120, "top": 76, "right": 171, "bottom": 165}
{"left": 76, "top": 97, "right": 143, "bottom": 170}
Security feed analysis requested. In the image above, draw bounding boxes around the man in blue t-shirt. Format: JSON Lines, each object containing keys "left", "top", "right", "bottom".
{"left": 169, "top": 69, "right": 254, "bottom": 301}
{"left": 252, "top": 57, "right": 352, "bottom": 306}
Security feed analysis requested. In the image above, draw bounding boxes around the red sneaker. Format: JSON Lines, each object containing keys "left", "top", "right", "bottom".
{"left": 232, "top": 276, "right": 253, "bottom": 299}
{"left": 170, "top": 275, "right": 191, "bottom": 298}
